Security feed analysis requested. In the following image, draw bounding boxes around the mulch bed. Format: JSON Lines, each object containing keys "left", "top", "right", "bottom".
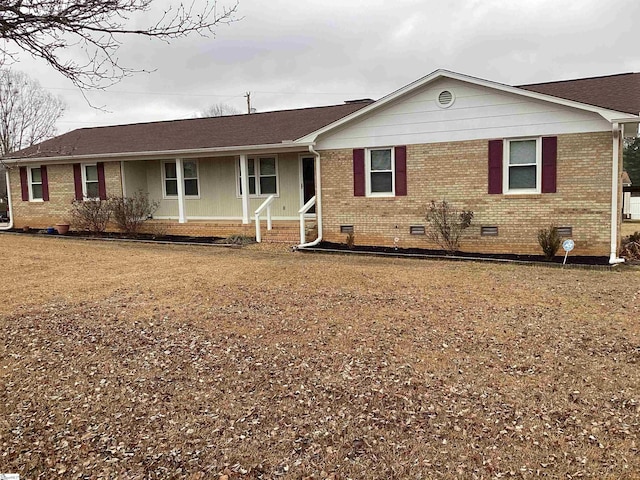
{"left": 7, "top": 228, "right": 232, "bottom": 245}
{"left": 310, "top": 242, "right": 612, "bottom": 266}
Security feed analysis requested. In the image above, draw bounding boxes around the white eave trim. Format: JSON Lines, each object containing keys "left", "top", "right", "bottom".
{"left": 1, "top": 141, "right": 312, "bottom": 165}
{"left": 610, "top": 117, "right": 640, "bottom": 124}
{"left": 295, "top": 69, "right": 640, "bottom": 143}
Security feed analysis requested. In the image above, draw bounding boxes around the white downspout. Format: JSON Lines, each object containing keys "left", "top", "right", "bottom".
{"left": 609, "top": 123, "right": 624, "bottom": 264}
{"left": 0, "top": 167, "right": 14, "bottom": 230}
{"left": 176, "top": 158, "right": 186, "bottom": 224}
{"left": 296, "top": 144, "right": 322, "bottom": 248}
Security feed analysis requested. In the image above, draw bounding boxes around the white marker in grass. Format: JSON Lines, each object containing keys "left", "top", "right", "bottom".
{"left": 562, "top": 239, "right": 575, "bottom": 265}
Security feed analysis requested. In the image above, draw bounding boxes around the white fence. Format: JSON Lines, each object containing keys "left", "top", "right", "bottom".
{"left": 630, "top": 197, "right": 640, "bottom": 220}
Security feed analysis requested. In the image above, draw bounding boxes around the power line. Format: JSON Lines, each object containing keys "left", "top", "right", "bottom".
{"left": 42, "top": 86, "right": 385, "bottom": 98}
{"left": 43, "top": 86, "right": 246, "bottom": 98}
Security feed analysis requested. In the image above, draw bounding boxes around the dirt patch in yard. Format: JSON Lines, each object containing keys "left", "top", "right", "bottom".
{"left": 1, "top": 235, "right": 639, "bottom": 479}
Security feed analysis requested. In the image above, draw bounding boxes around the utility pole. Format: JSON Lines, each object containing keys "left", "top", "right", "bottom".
{"left": 245, "top": 92, "right": 251, "bottom": 114}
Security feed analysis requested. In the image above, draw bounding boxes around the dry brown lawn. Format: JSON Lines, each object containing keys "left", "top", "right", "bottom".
{"left": 1, "top": 234, "right": 639, "bottom": 479}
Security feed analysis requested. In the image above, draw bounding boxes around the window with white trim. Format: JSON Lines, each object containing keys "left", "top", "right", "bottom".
{"left": 366, "top": 148, "right": 395, "bottom": 196}
{"left": 163, "top": 160, "right": 199, "bottom": 198}
{"left": 504, "top": 138, "right": 541, "bottom": 193}
{"left": 82, "top": 164, "right": 99, "bottom": 199}
{"left": 28, "top": 166, "right": 43, "bottom": 201}
{"left": 237, "top": 157, "right": 279, "bottom": 196}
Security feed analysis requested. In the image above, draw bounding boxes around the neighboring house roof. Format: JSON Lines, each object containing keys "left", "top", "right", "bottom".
{"left": 5, "top": 101, "right": 372, "bottom": 160}
{"left": 519, "top": 73, "right": 640, "bottom": 115}
{"left": 622, "top": 171, "right": 632, "bottom": 186}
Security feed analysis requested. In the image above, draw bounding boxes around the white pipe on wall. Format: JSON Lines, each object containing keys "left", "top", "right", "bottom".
{"left": 0, "top": 168, "right": 14, "bottom": 230}
{"left": 609, "top": 123, "right": 625, "bottom": 264}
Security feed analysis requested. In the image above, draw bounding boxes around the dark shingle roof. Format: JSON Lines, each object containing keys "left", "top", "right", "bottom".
{"left": 519, "top": 72, "right": 640, "bottom": 115}
{"left": 7, "top": 101, "right": 373, "bottom": 159}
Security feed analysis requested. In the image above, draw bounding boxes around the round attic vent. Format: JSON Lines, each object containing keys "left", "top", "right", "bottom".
{"left": 437, "top": 90, "right": 454, "bottom": 108}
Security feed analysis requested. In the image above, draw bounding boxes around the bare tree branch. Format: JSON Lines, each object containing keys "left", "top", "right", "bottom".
{"left": 0, "top": 68, "right": 65, "bottom": 156}
{"left": 196, "top": 102, "right": 240, "bottom": 117}
{"left": 0, "top": 1, "right": 239, "bottom": 89}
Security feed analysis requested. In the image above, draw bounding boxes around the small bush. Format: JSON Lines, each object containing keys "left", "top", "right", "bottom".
{"left": 537, "top": 225, "right": 561, "bottom": 260}
{"left": 110, "top": 192, "right": 159, "bottom": 235}
{"left": 70, "top": 199, "right": 111, "bottom": 233}
{"left": 425, "top": 199, "right": 474, "bottom": 253}
{"left": 224, "top": 234, "right": 255, "bottom": 245}
{"left": 346, "top": 232, "right": 355, "bottom": 250}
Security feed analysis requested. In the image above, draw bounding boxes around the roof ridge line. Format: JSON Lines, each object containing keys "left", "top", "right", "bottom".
{"left": 73, "top": 100, "right": 376, "bottom": 132}
{"left": 519, "top": 72, "right": 639, "bottom": 87}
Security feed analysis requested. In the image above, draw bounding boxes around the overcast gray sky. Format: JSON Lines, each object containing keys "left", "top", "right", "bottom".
{"left": 11, "top": 0, "right": 640, "bottom": 134}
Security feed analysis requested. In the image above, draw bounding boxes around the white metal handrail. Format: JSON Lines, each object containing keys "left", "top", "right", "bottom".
{"left": 254, "top": 194, "right": 276, "bottom": 243}
{"left": 297, "top": 195, "right": 316, "bottom": 244}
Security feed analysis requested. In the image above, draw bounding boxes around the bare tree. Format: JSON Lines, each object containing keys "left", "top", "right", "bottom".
{"left": 197, "top": 103, "right": 241, "bottom": 117}
{"left": 0, "top": 1, "right": 239, "bottom": 89}
{"left": 0, "top": 69, "right": 65, "bottom": 156}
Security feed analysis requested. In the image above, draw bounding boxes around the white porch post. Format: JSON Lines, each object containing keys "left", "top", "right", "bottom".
{"left": 176, "top": 158, "right": 186, "bottom": 224}
{"left": 240, "top": 154, "right": 250, "bottom": 224}
{"left": 120, "top": 161, "right": 127, "bottom": 197}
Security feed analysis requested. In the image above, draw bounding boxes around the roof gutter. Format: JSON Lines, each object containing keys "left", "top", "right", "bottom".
{"left": 0, "top": 168, "right": 14, "bottom": 231}
{"left": 296, "top": 144, "right": 322, "bottom": 249}
{"left": 1, "top": 141, "right": 313, "bottom": 165}
{"left": 609, "top": 122, "right": 624, "bottom": 265}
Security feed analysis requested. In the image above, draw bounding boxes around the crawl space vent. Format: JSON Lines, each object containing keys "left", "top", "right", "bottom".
{"left": 481, "top": 226, "right": 499, "bottom": 236}
{"left": 437, "top": 90, "right": 454, "bottom": 108}
{"left": 410, "top": 225, "right": 426, "bottom": 235}
{"left": 556, "top": 226, "right": 573, "bottom": 237}
{"left": 340, "top": 225, "right": 354, "bottom": 234}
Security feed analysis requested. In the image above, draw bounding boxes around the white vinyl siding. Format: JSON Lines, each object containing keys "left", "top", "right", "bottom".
{"left": 137, "top": 154, "right": 301, "bottom": 219}
{"left": 316, "top": 78, "right": 611, "bottom": 150}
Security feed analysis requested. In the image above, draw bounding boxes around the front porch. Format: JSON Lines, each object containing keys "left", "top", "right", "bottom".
{"left": 121, "top": 151, "right": 317, "bottom": 244}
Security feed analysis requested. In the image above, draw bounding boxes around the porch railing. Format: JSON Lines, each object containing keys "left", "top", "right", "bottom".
{"left": 254, "top": 194, "right": 276, "bottom": 243}
{"left": 298, "top": 195, "right": 316, "bottom": 244}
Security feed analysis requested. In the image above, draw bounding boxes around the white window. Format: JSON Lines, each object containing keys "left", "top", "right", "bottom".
{"left": 237, "top": 156, "right": 279, "bottom": 197}
{"left": 504, "top": 138, "right": 541, "bottom": 194}
{"left": 82, "top": 164, "right": 99, "bottom": 199}
{"left": 366, "top": 148, "right": 395, "bottom": 196}
{"left": 163, "top": 160, "right": 200, "bottom": 198}
{"left": 28, "top": 166, "right": 43, "bottom": 201}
